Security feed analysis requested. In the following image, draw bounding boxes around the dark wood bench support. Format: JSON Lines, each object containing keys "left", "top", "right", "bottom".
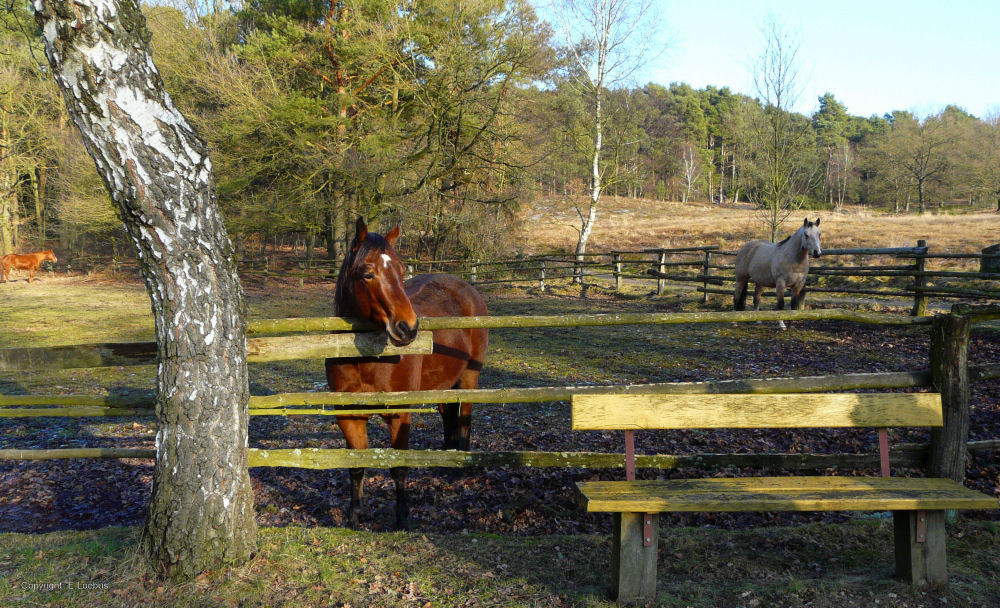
{"left": 612, "top": 512, "right": 659, "bottom": 602}
{"left": 894, "top": 510, "right": 947, "bottom": 589}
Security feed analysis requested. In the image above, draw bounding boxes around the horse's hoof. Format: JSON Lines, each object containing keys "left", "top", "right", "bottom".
{"left": 778, "top": 321, "right": 787, "bottom": 331}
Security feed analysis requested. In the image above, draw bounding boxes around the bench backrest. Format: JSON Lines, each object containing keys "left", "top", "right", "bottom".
{"left": 571, "top": 393, "right": 943, "bottom": 431}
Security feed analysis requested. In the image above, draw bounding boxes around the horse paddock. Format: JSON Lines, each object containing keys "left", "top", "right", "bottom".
{"left": 1, "top": 275, "right": 998, "bottom": 607}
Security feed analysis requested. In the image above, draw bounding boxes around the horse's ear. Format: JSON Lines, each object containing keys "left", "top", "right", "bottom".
{"left": 803, "top": 217, "right": 809, "bottom": 227}
{"left": 385, "top": 224, "right": 401, "bottom": 247}
{"left": 352, "top": 218, "right": 368, "bottom": 252}
{"left": 815, "top": 217, "right": 820, "bottom": 226}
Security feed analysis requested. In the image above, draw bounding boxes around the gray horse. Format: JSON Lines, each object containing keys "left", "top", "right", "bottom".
{"left": 734, "top": 218, "right": 822, "bottom": 329}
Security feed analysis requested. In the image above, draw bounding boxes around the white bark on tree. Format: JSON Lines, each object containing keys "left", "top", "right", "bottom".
{"left": 32, "top": 0, "right": 256, "bottom": 578}
{"left": 556, "top": 0, "right": 655, "bottom": 283}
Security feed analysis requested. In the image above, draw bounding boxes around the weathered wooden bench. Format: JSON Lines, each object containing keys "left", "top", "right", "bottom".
{"left": 572, "top": 392, "right": 999, "bottom": 603}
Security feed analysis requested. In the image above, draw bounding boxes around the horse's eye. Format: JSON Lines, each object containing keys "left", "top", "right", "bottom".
{"left": 363, "top": 272, "right": 375, "bottom": 280}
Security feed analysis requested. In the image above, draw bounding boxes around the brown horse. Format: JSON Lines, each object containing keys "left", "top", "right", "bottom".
{"left": 325, "top": 218, "right": 488, "bottom": 529}
{"left": 1, "top": 249, "right": 58, "bottom": 283}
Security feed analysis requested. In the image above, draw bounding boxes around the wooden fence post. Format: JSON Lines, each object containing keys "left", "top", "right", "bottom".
{"left": 614, "top": 253, "right": 622, "bottom": 293}
{"left": 911, "top": 239, "right": 928, "bottom": 316}
{"left": 701, "top": 250, "right": 713, "bottom": 304}
{"left": 927, "top": 309, "right": 971, "bottom": 483}
{"left": 539, "top": 259, "right": 546, "bottom": 292}
{"left": 470, "top": 259, "right": 478, "bottom": 284}
{"left": 657, "top": 251, "right": 666, "bottom": 295}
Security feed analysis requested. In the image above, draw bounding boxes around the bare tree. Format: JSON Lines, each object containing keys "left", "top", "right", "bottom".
{"left": 742, "top": 19, "right": 814, "bottom": 241}
{"left": 33, "top": 0, "right": 256, "bottom": 578}
{"left": 828, "top": 140, "right": 852, "bottom": 211}
{"left": 553, "top": 0, "right": 657, "bottom": 281}
{"left": 897, "top": 113, "right": 951, "bottom": 213}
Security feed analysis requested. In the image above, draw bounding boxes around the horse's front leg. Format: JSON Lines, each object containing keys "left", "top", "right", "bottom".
{"left": 752, "top": 283, "right": 764, "bottom": 311}
{"left": 336, "top": 416, "right": 369, "bottom": 529}
{"left": 386, "top": 414, "right": 412, "bottom": 531}
{"left": 348, "top": 467, "right": 366, "bottom": 529}
{"left": 775, "top": 278, "right": 787, "bottom": 331}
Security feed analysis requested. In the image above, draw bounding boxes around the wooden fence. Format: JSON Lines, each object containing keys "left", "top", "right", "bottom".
{"left": 234, "top": 242, "right": 1000, "bottom": 313}
{"left": 2, "top": 307, "right": 999, "bottom": 479}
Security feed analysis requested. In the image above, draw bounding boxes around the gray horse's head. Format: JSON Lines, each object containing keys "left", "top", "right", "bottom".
{"left": 802, "top": 217, "right": 821, "bottom": 258}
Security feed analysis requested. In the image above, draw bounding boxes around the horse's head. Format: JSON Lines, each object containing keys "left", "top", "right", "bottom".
{"left": 802, "top": 218, "right": 821, "bottom": 259}
{"left": 43, "top": 250, "right": 57, "bottom": 263}
{"left": 335, "top": 218, "right": 419, "bottom": 346}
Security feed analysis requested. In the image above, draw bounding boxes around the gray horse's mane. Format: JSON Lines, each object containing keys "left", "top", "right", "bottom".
{"left": 777, "top": 221, "right": 815, "bottom": 247}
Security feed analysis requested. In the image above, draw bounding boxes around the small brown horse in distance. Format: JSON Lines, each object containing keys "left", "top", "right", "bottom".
{"left": 1, "top": 249, "right": 58, "bottom": 283}
{"left": 325, "top": 218, "right": 488, "bottom": 530}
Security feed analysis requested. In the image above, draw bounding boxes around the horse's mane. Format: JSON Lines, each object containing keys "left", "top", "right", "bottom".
{"left": 333, "top": 233, "right": 392, "bottom": 316}
{"left": 777, "top": 221, "right": 815, "bottom": 247}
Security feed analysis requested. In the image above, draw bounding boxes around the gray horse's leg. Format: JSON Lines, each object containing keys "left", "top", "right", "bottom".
{"left": 752, "top": 284, "right": 763, "bottom": 311}
{"left": 775, "top": 278, "right": 787, "bottom": 331}
{"left": 787, "top": 284, "right": 806, "bottom": 329}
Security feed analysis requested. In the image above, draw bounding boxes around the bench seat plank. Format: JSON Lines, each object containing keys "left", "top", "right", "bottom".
{"left": 577, "top": 476, "right": 999, "bottom": 513}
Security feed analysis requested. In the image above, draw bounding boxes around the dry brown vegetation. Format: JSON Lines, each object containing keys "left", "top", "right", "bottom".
{"left": 519, "top": 197, "right": 998, "bottom": 254}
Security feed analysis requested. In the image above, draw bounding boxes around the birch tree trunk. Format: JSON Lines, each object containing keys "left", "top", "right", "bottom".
{"left": 574, "top": 90, "right": 601, "bottom": 284}
{"left": 0, "top": 118, "right": 14, "bottom": 255}
{"left": 33, "top": 0, "right": 256, "bottom": 578}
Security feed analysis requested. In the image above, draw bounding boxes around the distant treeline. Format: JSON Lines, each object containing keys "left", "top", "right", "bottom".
{"left": 2, "top": 1, "right": 997, "bottom": 263}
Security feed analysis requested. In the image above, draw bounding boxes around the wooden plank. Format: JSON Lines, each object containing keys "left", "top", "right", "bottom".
{"left": 0, "top": 341, "right": 157, "bottom": 371}
{"left": 572, "top": 393, "right": 943, "bottom": 430}
{"left": 247, "top": 309, "right": 932, "bottom": 334}
{"left": 0, "top": 448, "right": 154, "bottom": 460}
{"left": 0, "top": 407, "right": 151, "bottom": 417}
{"left": 246, "top": 331, "right": 432, "bottom": 361}
{"left": 0, "top": 395, "right": 151, "bottom": 407}
{"left": 575, "top": 477, "right": 999, "bottom": 513}
{"left": 0, "top": 332, "right": 432, "bottom": 371}
{"left": 248, "top": 370, "right": 933, "bottom": 409}
{"left": 0, "top": 445, "right": 927, "bottom": 469}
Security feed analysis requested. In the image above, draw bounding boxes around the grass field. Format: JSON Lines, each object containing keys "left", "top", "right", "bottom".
{"left": 520, "top": 197, "right": 999, "bottom": 255}
{"left": 3, "top": 520, "right": 999, "bottom": 608}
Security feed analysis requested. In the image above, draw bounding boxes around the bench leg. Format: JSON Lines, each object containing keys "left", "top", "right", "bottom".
{"left": 611, "top": 512, "right": 658, "bottom": 603}
{"left": 893, "top": 510, "right": 948, "bottom": 590}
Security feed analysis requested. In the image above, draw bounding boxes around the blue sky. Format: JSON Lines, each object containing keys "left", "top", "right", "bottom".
{"left": 539, "top": 0, "right": 1000, "bottom": 119}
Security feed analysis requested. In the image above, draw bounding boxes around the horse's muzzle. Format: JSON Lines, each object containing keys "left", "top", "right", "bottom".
{"left": 388, "top": 320, "right": 419, "bottom": 347}
{"left": 811, "top": 252, "right": 821, "bottom": 259}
